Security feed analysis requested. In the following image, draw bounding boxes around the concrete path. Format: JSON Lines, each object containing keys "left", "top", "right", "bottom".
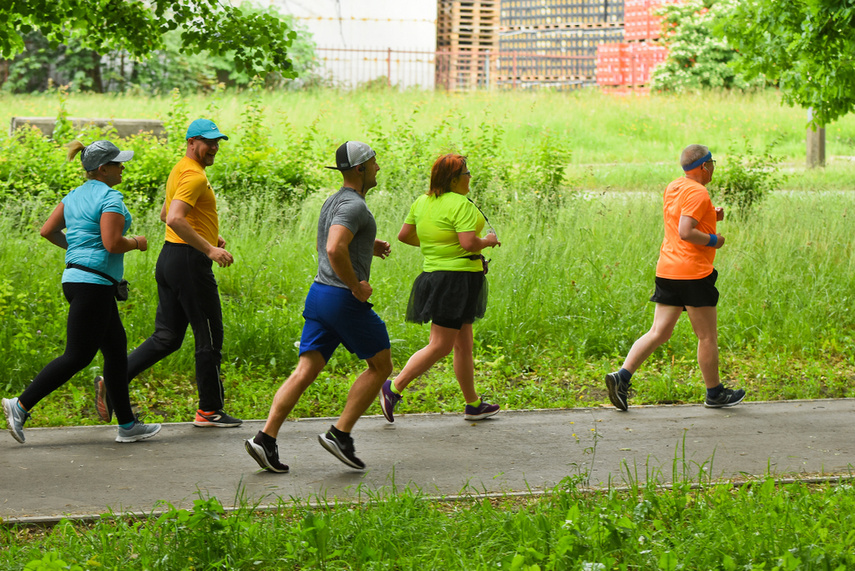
{"left": 2, "top": 399, "right": 853, "bottom": 524}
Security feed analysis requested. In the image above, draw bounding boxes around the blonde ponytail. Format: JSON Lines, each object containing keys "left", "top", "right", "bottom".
{"left": 66, "top": 140, "right": 86, "bottom": 162}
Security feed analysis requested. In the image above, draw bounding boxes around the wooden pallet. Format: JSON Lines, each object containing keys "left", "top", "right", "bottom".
{"left": 437, "top": 1, "right": 500, "bottom": 89}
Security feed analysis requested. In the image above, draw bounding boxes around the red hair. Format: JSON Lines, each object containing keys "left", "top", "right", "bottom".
{"left": 429, "top": 154, "right": 467, "bottom": 197}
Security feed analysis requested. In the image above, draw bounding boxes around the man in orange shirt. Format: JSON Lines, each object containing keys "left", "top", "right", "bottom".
{"left": 605, "top": 144, "right": 746, "bottom": 411}
{"left": 95, "top": 119, "right": 241, "bottom": 427}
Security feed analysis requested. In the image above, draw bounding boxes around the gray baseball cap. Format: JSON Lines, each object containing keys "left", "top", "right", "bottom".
{"left": 326, "top": 141, "right": 376, "bottom": 171}
{"left": 80, "top": 140, "right": 134, "bottom": 171}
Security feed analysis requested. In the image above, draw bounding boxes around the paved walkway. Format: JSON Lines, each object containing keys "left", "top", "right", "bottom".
{"left": 2, "top": 399, "right": 853, "bottom": 524}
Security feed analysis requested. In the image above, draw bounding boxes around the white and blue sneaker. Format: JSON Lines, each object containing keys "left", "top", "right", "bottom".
{"left": 3, "top": 397, "right": 30, "bottom": 444}
{"left": 116, "top": 420, "right": 162, "bottom": 443}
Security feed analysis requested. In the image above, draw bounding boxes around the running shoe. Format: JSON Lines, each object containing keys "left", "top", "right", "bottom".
{"left": 379, "top": 379, "right": 402, "bottom": 423}
{"left": 3, "top": 397, "right": 30, "bottom": 444}
{"left": 605, "top": 371, "right": 631, "bottom": 411}
{"left": 318, "top": 427, "right": 365, "bottom": 470}
{"left": 705, "top": 386, "right": 746, "bottom": 408}
{"left": 464, "top": 399, "right": 500, "bottom": 421}
{"left": 193, "top": 409, "right": 242, "bottom": 427}
{"left": 245, "top": 431, "right": 290, "bottom": 473}
{"left": 93, "top": 375, "right": 113, "bottom": 422}
{"left": 115, "top": 420, "right": 161, "bottom": 443}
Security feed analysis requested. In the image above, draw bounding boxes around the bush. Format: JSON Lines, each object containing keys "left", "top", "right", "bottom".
{"left": 712, "top": 136, "right": 786, "bottom": 219}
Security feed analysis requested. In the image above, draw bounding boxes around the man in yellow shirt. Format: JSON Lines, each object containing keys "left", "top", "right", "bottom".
{"left": 97, "top": 119, "right": 240, "bottom": 427}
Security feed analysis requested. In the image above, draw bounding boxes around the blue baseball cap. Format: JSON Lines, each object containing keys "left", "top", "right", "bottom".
{"left": 186, "top": 119, "right": 229, "bottom": 140}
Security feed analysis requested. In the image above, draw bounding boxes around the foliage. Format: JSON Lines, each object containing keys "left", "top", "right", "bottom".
{"left": 0, "top": 0, "right": 297, "bottom": 78}
{"left": 712, "top": 136, "right": 786, "bottom": 220}
{"left": 2, "top": 5, "right": 315, "bottom": 94}
{"left": 719, "top": 0, "right": 855, "bottom": 126}
{"left": 212, "top": 80, "right": 322, "bottom": 203}
{"left": 4, "top": 479, "right": 855, "bottom": 569}
{"left": 651, "top": 0, "right": 765, "bottom": 93}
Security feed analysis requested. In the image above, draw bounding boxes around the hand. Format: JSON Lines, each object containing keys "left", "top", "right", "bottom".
{"left": 374, "top": 239, "right": 391, "bottom": 259}
{"left": 715, "top": 207, "right": 724, "bottom": 221}
{"left": 208, "top": 247, "right": 234, "bottom": 267}
{"left": 485, "top": 231, "right": 501, "bottom": 248}
{"left": 352, "top": 280, "right": 373, "bottom": 302}
{"left": 134, "top": 235, "right": 148, "bottom": 252}
{"left": 218, "top": 235, "right": 226, "bottom": 248}
{"left": 714, "top": 234, "right": 726, "bottom": 249}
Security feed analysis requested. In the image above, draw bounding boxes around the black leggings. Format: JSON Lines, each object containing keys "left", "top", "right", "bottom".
{"left": 18, "top": 282, "right": 134, "bottom": 424}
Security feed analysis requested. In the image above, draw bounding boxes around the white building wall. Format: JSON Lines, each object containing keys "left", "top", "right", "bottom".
{"left": 263, "top": 0, "right": 438, "bottom": 88}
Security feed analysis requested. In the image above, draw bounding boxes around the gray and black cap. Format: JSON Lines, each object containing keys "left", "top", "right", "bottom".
{"left": 326, "top": 141, "right": 376, "bottom": 171}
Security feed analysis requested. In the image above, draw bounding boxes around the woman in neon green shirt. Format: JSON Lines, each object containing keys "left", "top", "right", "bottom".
{"left": 379, "top": 154, "right": 501, "bottom": 423}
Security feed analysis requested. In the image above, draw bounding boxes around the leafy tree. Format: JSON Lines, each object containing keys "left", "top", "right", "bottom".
{"left": 719, "top": 0, "right": 855, "bottom": 126}
{"left": 651, "top": 0, "right": 763, "bottom": 93}
{"left": 1, "top": 0, "right": 297, "bottom": 78}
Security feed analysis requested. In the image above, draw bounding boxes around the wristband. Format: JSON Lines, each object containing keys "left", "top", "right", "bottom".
{"left": 706, "top": 234, "right": 718, "bottom": 247}
{"left": 132, "top": 237, "right": 139, "bottom": 249}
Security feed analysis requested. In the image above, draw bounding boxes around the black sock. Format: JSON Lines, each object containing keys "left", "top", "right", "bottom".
{"left": 329, "top": 425, "right": 349, "bottom": 439}
{"left": 618, "top": 368, "right": 632, "bottom": 383}
{"left": 707, "top": 384, "right": 724, "bottom": 398}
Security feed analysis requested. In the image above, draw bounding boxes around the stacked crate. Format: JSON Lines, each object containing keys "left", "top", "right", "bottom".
{"left": 436, "top": 0, "right": 500, "bottom": 90}
{"left": 498, "top": 0, "right": 624, "bottom": 90}
{"left": 596, "top": 0, "right": 676, "bottom": 91}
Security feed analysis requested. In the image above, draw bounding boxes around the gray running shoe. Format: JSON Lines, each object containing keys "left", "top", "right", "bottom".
{"left": 704, "top": 386, "right": 746, "bottom": 408}
{"left": 245, "top": 431, "right": 290, "bottom": 473}
{"left": 605, "top": 372, "right": 631, "bottom": 411}
{"left": 116, "top": 421, "right": 162, "bottom": 443}
{"left": 318, "top": 427, "right": 365, "bottom": 470}
{"left": 3, "top": 397, "right": 30, "bottom": 444}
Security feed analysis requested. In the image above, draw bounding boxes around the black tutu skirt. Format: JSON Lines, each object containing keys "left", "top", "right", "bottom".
{"left": 405, "top": 270, "right": 487, "bottom": 329}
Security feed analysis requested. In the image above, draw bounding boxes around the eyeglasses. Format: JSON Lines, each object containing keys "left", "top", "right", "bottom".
{"left": 105, "top": 161, "right": 122, "bottom": 167}
{"left": 461, "top": 170, "right": 471, "bottom": 177}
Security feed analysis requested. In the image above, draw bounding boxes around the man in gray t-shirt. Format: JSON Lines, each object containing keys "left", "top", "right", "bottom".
{"left": 315, "top": 186, "right": 377, "bottom": 289}
{"left": 245, "top": 141, "right": 393, "bottom": 474}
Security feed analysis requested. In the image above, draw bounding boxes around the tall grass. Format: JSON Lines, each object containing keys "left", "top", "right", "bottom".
{"left": 3, "top": 476, "right": 854, "bottom": 570}
{"left": 2, "top": 186, "right": 854, "bottom": 425}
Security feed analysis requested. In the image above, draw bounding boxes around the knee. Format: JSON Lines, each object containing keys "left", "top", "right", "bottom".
{"left": 152, "top": 330, "right": 184, "bottom": 352}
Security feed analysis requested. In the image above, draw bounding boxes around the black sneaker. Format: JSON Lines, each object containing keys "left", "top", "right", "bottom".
{"left": 704, "top": 386, "right": 746, "bottom": 408}
{"left": 318, "top": 426, "right": 365, "bottom": 470}
{"left": 245, "top": 431, "right": 289, "bottom": 473}
{"left": 605, "top": 371, "right": 631, "bottom": 411}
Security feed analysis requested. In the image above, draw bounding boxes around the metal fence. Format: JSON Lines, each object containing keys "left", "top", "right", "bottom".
{"left": 314, "top": 47, "right": 599, "bottom": 91}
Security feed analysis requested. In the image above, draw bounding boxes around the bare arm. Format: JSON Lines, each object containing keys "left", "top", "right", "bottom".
{"left": 100, "top": 212, "right": 147, "bottom": 254}
{"left": 678, "top": 215, "right": 725, "bottom": 249}
{"left": 458, "top": 230, "right": 500, "bottom": 253}
{"left": 166, "top": 199, "right": 234, "bottom": 267}
{"left": 40, "top": 203, "right": 68, "bottom": 249}
{"left": 160, "top": 199, "right": 168, "bottom": 223}
{"left": 327, "top": 224, "right": 372, "bottom": 302}
{"left": 398, "top": 223, "right": 420, "bottom": 247}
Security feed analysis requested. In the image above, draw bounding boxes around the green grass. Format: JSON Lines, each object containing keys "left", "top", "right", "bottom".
{"left": 3, "top": 188, "right": 854, "bottom": 428}
{"left": 3, "top": 474, "right": 854, "bottom": 570}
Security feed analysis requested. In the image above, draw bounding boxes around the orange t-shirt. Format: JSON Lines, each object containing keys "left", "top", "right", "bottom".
{"left": 163, "top": 156, "right": 219, "bottom": 246}
{"left": 655, "top": 177, "right": 717, "bottom": 280}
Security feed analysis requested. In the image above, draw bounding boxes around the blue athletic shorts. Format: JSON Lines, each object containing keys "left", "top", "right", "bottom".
{"left": 299, "top": 282, "right": 391, "bottom": 362}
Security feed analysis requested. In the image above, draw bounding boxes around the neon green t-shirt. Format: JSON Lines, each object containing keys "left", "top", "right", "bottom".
{"left": 405, "top": 192, "right": 485, "bottom": 272}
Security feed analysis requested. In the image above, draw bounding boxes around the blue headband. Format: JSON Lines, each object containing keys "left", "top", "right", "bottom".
{"left": 683, "top": 151, "right": 712, "bottom": 172}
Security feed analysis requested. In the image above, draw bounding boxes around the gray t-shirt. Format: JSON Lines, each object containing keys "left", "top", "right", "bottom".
{"left": 315, "top": 186, "right": 377, "bottom": 289}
